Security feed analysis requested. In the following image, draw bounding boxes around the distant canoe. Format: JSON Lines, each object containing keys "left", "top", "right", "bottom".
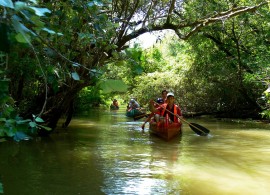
{"left": 149, "top": 121, "right": 182, "bottom": 140}
{"left": 126, "top": 109, "right": 145, "bottom": 118}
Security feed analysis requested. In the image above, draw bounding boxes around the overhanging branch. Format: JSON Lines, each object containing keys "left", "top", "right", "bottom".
{"left": 115, "top": 1, "right": 268, "bottom": 52}
{"left": 179, "top": 1, "right": 269, "bottom": 39}
{"left": 117, "top": 1, "right": 268, "bottom": 49}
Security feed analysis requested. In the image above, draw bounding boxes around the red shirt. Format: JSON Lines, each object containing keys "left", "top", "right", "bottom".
{"left": 157, "top": 104, "right": 182, "bottom": 122}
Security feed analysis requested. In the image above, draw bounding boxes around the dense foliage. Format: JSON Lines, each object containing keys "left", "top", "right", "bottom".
{"left": 185, "top": 2, "right": 270, "bottom": 117}
{"left": 1, "top": 0, "right": 270, "bottom": 142}
{"left": 111, "top": 1, "right": 270, "bottom": 118}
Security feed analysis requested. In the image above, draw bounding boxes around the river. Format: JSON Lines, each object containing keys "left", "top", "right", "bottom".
{"left": 1, "top": 108, "right": 270, "bottom": 195}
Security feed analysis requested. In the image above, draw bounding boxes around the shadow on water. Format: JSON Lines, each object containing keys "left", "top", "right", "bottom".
{"left": 1, "top": 108, "right": 270, "bottom": 194}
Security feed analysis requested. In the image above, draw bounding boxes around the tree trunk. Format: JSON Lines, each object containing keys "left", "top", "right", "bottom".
{"left": 30, "top": 82, "right": 88, "bottom": 136}
{"left": 62, "top": 99, "right": 74, "bottom": 128}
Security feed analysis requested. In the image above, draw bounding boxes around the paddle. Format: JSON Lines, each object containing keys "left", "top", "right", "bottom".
{"left": 181, "top": 118, "right": 210, "bottom": 136}
{"left": 133, "top": 113, "right": 150, "bottom": 121}
{"left": 153, "top": 101, "right": 210, "bottom": 136}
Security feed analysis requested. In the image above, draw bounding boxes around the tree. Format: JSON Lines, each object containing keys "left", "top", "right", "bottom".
{"left": 185, "top": 1, "right": 270, "bottom": 117}
{"left": 1, "top": 0, "right": 269, "bottom": 133}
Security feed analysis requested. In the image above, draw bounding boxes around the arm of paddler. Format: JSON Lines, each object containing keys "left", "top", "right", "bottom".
{"left": 149, "top": 99, "right": 158, "bottom": 113}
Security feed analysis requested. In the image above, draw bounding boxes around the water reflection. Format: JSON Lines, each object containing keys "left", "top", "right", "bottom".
{"left": 99, "top": 132, "right": 182, "bottom": 194}
{"left": 177, "top": 122, "right": 270, "bottom": 195}
{"left": 0, "top": 109, "right": 270, "bottom": 194}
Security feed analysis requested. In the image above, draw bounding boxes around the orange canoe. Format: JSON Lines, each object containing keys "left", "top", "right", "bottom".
{"left": 149, "top": 121, "right": 182, "bottom": 140}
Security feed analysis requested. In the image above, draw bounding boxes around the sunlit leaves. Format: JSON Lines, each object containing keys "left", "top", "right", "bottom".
{"left": 13, "top": 1, "right": 50, "bottom": 16}
{"left": 87, "top": 0, "right": 104, "bottom": 7}
{"left": 98, "top": 79, "right": 129, "bottom": 93}
{"left": 42, "top": 28, "right": 62, "bottom": 35}
{"left": 0, "top": 0, "right": 14, "bottom": 8}
{"left": 15, "top": 33, "right": 31, "bottom": 43}
{"left": 31, "top": 15, "right": 45, "bottom": 27}
{"left": 14, "top": 1, "right": 28, "bottom": 11}
{"left": 1, "top": 0, "right": 56, "bottom": 44}
{"left": 2, "top": 0, "right": 268, "bottom": 134}
{"left": 29, "top": 7, "right": 50, "bottom": 16}
{"left": 11, "top": 14, "right": 35, "bottom": 43}
{"left": 182, "top": 1, "right": 270, "bottom": 114}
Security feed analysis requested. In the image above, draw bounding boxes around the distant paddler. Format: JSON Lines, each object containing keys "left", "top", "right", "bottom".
{"left": 110, "top": 99, "right": 119, "bottom": 110}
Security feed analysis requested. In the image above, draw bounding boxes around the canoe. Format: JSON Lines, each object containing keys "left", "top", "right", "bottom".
{"left": 126, "top": 109, "right": 145, "bottom": 118}
{"left": 149, "top": 120, "right": 182, "bottom": 140}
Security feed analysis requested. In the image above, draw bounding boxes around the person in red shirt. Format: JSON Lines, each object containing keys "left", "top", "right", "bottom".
{"left": 141, "top": 98, "right": 163, "bottom": 130}
{"left": 111, "top": 99, "right": 119, "bottom": 109}
{"left": 150, "top": 92, "right": 182, "bottom": 124}
{"left": 161, "top": 89, "right": 168, "bottom": 103}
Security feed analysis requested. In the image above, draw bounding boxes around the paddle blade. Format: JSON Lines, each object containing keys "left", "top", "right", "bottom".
{"left": 189, "top": 122, "right": 210, "bottom": 136}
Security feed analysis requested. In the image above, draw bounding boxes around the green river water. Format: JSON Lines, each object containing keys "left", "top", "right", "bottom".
{"left": 1, "top": 108, "right": 270, "bottom": 195}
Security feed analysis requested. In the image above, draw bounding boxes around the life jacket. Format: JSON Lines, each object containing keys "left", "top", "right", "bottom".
{"left": 160, "top": 103, "right": 179, "bottom": 123}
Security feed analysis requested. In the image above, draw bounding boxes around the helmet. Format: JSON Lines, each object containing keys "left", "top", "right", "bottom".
{"left": 156, "top": 98, "right": 164, "bottom": 104}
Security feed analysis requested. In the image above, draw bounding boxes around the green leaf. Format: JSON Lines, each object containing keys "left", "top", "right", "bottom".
{"left": 42, "top": 28, "right": 63, "bottom": 36}
{"left": 99, "top": 79, "right": 129, "bottom": 93}
{"left": 12, "top": 15, "right": 36, "bottom": 35}
{"left": 6, "top": 119, "right": 16, "bottom": 125}
{"left": 42, "top": 27, "right": 55, "bottom": 34}
{"left": 35, "top": 117, "right": 44, "bottom": 123}
{"left": 15, "top": 33, "right": 31, "bottom": 43}
{"left": 0, "top": 118, "right": 6, "bottom": 122}
{"left": 14, "top": 1, "right": 27, "bottom": 11}
{"left": 112, "top": 51, "right": 119, "bottom": 58}
{"left": 71, "top": 72, "right": 80, "bottom": 80}
{"left": 12, "top": 16, "right": 35, "bottom": 43}
{"left": 31, "top": 15, "right": 45, "bottom": 27}
{"left": 88, "top": 0, "right": 103, "bottom": 7}
{"left": 29, "top": 121, "right": 36, "bottom": 128}
{"left": 29, "top": 7, "right": 51, "bottom": 16}
{"left": 0, "top": 0, "right": 14, "bottom": 9}
{"left": 16, "top": 119, "right": 31, "bottom": 124}
{"left": 37, "top": 124, "right": 52, "bottom": 131}
{"left": 5, "top": 129, "right": 15, "bottom": 137}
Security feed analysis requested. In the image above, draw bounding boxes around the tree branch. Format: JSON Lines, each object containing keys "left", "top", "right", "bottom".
{"left": 116, "top": 1, "right": 268, "bottom": 50}
{"left": 179, "top": 2, "right": 268, "bottom": 39}
{"left": 166, "top": 0, "right": 176, "bottom": 24}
